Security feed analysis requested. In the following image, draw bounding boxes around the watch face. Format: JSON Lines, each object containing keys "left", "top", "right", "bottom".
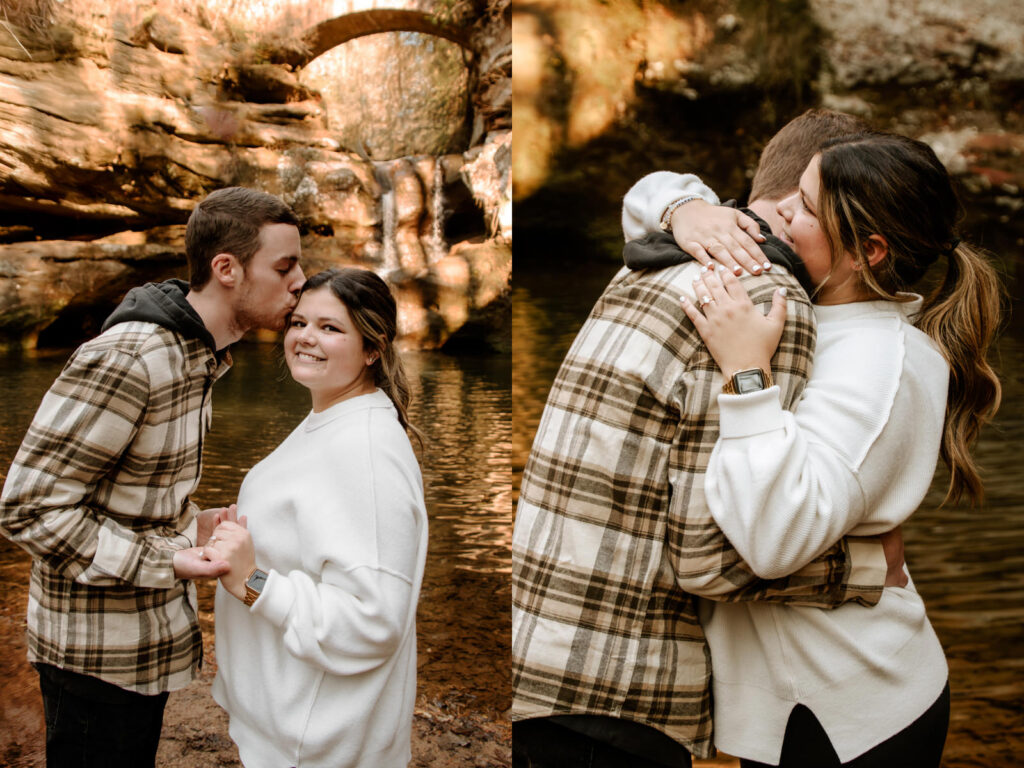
{"left": 734, "top": 369, "right": 767, "bottom": 394}
{"left": 246, "top": 569, "right": 268, "bottom": 591}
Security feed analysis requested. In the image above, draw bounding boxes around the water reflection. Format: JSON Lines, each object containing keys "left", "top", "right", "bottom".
{"left": 0, "top": 343, "right": 511, "bottom": 761}
{"left": 513, "top": 243, "right": 1024, "bottom": 767}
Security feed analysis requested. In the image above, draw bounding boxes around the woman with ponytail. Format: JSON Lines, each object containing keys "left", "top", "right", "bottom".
{"left": 809, "top": 132, "right": 1003, "bottom": 506}
{"left": 625, "top": 129, "right": 1001, "bottom": 767}
{"left": 203, "top": 267, "right": 428, "bottom": 768}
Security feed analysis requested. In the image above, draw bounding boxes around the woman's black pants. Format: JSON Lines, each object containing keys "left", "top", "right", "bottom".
{"left": 740, "top": 682, "right": 950, "bottom": 768}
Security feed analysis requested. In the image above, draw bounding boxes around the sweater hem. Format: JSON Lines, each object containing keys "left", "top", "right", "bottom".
{"left": 711, "top": 619, "right": 948, "bottom": 764}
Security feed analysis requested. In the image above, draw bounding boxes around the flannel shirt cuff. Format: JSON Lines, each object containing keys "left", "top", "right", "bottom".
{"left": 841, "top": 537, "right": 887, "bottom": 606}
{"left": 88, "top": 525, "right": 178, "bottom": 590}
{"left": 136, "top": 539, "right": 179, "bottom": 589}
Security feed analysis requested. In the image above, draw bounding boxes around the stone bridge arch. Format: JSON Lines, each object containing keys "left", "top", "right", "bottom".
{"left": 292, "top": 9, "right": 475, "bottom": 68}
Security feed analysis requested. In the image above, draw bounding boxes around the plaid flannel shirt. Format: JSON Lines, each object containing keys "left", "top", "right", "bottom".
{"left": 0, "top": 321, "right": 231, "bottom": 694}
{"left": 511, "top": 262, "right": 883, "bottom": 758}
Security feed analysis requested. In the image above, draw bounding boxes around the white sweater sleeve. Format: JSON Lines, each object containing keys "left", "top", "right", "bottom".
{"left": 621, "top": 171, "right": 719, "bottom": 241}
{"left": 704, "top": 320, "right": 939, "bottom": 579}
{"left": 252, "top": 415, "right": 425, "bottom": 676}
{"left": 254, "top": 563, "right": 413, "bottom": 676}
{"left": 704, "top": 388, "right": 867, "bottom": 579}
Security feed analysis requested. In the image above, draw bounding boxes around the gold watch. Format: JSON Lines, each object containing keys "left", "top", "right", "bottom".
{"left": 243, "top": 567, "right": 268, "bottom": 607}
{"left": 722, "top": 368, "right": 773, "bottom": 395}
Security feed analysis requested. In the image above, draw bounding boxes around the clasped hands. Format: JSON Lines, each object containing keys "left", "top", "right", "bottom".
{"left": 171, "top": 504, "right": 257, "bottom": 602}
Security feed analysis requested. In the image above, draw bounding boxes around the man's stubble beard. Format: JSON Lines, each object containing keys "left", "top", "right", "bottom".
{"left": 232, "top": 286, "right": 289, "bottom": 336}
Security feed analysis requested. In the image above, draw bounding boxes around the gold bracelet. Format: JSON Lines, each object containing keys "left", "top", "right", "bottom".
{"left": 659, "top": 195, "right": 703, "bottom": 232}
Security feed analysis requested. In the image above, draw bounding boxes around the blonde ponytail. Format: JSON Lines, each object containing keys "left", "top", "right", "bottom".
{"left": 916, "top": 244, "right": 1003, "bottom": 504}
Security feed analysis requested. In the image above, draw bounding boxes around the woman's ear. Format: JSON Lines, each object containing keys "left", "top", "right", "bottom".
{"left": 210, "top": 253, "right": 241, "bottom": 287}
{"left": 854, "top": 235, "right": 890, "bottom": 269}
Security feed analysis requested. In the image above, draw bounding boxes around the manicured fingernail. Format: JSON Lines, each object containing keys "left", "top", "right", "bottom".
{"left": 778, "top": 287, "right": 787, "bottom": 296}
{"left": 701, "top": 265, "right": 709, "bottom": 272}
{"left": 751, "top": 265, "right": 761, "bottom": 274}
{"left": 734, "top": 266, "right": 743, "bottom": 275}
{"left": 763, "top": 261, "right": 772, "bottom": 270}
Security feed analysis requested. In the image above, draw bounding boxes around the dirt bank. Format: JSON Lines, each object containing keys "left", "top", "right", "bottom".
{"left": 156, "top": 661, "right": 511, "bottom": 768}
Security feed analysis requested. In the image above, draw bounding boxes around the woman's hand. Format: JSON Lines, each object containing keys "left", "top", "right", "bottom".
{"left": 204, "top": 515, "right": 256, "bottom": 603}
{"left": 196, "top": 505, "right": 234, "bottom": 546}
{"left": 670, "top": 200, "right": 770, "bottom": 276}
{"left": 680, "top": 266, "right": 788, "bottom": 380}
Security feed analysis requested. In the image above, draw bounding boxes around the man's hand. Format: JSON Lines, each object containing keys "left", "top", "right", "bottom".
{"left": 204, "top": 518, "right": 256, "bottom": 602}
{"left": 196, "top": 505, "right": 236, "bottom": 546}
{"left": 173, "top": 547, "right": 230, "bottom": 580}
{"left": 880, "top": 526, "right": 908, "bottom": 588}
{"left": 670, "top": 200, "right": 768, "bottom": 275}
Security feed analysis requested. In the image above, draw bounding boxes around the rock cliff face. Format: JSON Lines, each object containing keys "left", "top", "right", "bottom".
{"left": 0, "top": 0, "right": 511, "bottom": 351}
{"left": 514, "top": 0, "right": 1022, "bottom": 256}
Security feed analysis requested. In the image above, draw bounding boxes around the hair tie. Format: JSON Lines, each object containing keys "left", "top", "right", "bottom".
{"left": 944, "top": 237, "right": 961, "bottom": 255}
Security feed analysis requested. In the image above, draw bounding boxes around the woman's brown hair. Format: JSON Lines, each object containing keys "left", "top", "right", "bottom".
{"left": 299, "top": 268, "right": 423, "bottom": 446}
{"left": 815, "top": 131, "right": 1003, "bottom": 505}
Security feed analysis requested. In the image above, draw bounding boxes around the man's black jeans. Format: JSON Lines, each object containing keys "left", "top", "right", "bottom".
{"left": 35, "top": 663, "right": 169, "bottom": 768}
{"left": 514, "top": 716, "right": 693, "bottom": 768}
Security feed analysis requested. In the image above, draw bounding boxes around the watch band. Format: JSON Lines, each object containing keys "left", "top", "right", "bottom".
{"left": 243, "top": 567, "right": 268, "bottom": 607}
{"left": 722, "top": 368, "right": 773, "bottom": 395}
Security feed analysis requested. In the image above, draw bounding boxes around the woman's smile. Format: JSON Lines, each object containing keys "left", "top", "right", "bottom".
{"left": 284, "top": 286, "right": 377, "bottom": 411}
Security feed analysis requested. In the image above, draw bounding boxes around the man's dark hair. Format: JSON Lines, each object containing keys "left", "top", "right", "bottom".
{"left": 185, "top": 187, "right": 299, "bottom": 289}
{"left": 748, "top": 109, "right": 870, "bottom": 203}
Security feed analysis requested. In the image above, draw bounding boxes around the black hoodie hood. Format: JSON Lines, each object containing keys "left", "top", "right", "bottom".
{"left": 622, "top": 205, "right": 814, "bottom": 294}
{"left": 102, "top": 279, "right": 218, "bottom": 352}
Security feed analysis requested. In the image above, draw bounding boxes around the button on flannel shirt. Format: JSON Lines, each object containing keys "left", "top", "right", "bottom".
{"left": 512, "top": 262, "right": 883, "bottom": 758}
{"left": 0, "top": 321, "right": 231, "bottom": 694}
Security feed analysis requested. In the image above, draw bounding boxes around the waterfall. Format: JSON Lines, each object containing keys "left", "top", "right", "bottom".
{"left": 373, "top": 161, "right": 399, "bottom": 272}
{"left": 427, "top": 155, "right": 447, "bottom": 263}
{"left": 381, "top": 185, "right": 397, "bottom": 270}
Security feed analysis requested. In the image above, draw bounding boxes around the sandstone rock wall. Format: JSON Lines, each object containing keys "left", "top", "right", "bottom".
{"left": 0, "top": 0, "right": 511, "bottom": 351}
{"left": 514, "top": 0, "right": 1022, "bottom": 250}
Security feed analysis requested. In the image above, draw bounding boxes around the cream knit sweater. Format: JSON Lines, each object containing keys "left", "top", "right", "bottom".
{"left": 704, "top": 299, "right": 949, "bottom": 764}
{"left": 212, "top": 390, "right": 428, "bottom": 768}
